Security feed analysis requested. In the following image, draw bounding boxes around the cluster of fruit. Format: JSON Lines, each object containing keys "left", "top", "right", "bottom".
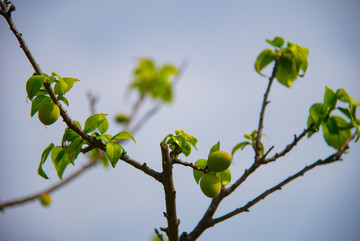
{"left": 197, "top": 151, "right": 232, "bottom": 198}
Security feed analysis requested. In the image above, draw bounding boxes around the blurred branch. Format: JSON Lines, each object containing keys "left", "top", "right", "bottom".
{"left": 0, "top": 159, "right": 97, "bottom": 211}
{"left": 86, "top": 91, "right": 98, "bottom": 115}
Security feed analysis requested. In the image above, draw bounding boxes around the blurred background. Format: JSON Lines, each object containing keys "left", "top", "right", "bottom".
{"left": 1, "top": 0, "right": 359, "bottom": 240}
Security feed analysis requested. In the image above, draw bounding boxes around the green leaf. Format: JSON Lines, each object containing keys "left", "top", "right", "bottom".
{"left": 31, "top": 96, "right": 51, "bottom": 117}
{"left": 338, "top": 107, "right": 352, "bottom": 120}
{"left": 112, "top": 130, "right": 136, "bottom": 143}
{"left": 309, "top": 103, "right": 329, "bottom": 128}
{"left": 231, "top": 141, "right": 250, "bottom": 156}
{"left": 84, "top": 113, "right": 108, "bottom": 134}
{"left": 26, "top": 75, "right": 46, "bottom": 101}
{"left": 324, "top": 86, "right": 337, "bottom": 110}
{"left": 58, "top": 96, "right": 69, "bottom": 106}
{"left": 38, "top": 143, "right": 54, "bottom": 179}
{"left": 84, "top": 114, "right": 98, "bottom": 133}
{"left": 62, "top": 77, "right": 79, "bottom": 93}
{"left": 208, "top": 141, "right": 220, "bottom": 158}
{"left": 51, "top": 146, "right": 71, "bottom": 180}
{"left": 97, "top": 114, "right": 109, "bottom": 134}
{"left": 216, "top": 169, "right": 231, "bottom": 186}
{"left": 193, "top": 159, "right": 207, "bottom": 184}
{"left": 336, "top": 88, "right": 360, "bottom": 106}
{"left": 175, "top": 130, "right": 197, "bottom": 150}
{"left": 62, "top": 122, "right": 82, "bottom": 147}
{"left": 255, "top": 49, "right": 276, "bottom": 76}
{"left": 106, "top": 142, "right": 124, "bottom": 168}
{"left": 276, "top": 54, "right": 298, "bottom": 87}
{"left": 323, "top": 116, "right": 351, "bottom": 149}
{"left": 98, "top": 134, "right": 113, "bottom": 144}
{"left": 266, "top": 36, "right": 285, "bottom": 48}
{"left": 53, "top": 73, "right": 68, "bottom": 96}
{"left": 65, "top": 139, "right": 82, "bottom": 164}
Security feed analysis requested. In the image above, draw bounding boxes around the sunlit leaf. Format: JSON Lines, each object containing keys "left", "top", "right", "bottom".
{"left": 323, "top": 116, "right": 351, "bottom": 150}
{"left": 266, "top": 36, "right": 285, "bottom": 48}
{"left": 51, "top": 146, "right": 71, "bottom": 180}
{"left": 254, "top": 49, "right": 276, "bottom": 76}
{"left": 26, "top": 75, "right": 46, "bottom": 101}
{"left": 193, "top": 159, "right": 207, "bottom": 184}
{"left": 231, "top": 141, "right": 250, "bottom": 156}
{"left": 208, "top": 141, "right": 220, "bottom": 158}
{"left": 38, "top": 143, "right": 54, "bottom": 179}
{"left": 216, "top": 169, "right": 231, "bottom": 186}
{"left": 106, "top": 142, "right": 124, "bottom": 168}
{"left": 112, "top": 130, "right": 136, "bottom": 143}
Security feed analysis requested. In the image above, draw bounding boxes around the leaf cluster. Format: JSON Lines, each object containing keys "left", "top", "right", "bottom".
{"left": 255, "top": 36, "right": 309, "bottom": 87}
{"left": 129, "top": 58, "right": 178, "bottom": 103}
{"left": 26, "top": 72, "right": 79, "bottom": 116}
{"left": 163, "top": 130, "right": 197, "bottom": 157}
{"left": 38, "top": 114, "right": 136, "bottom": 179}
{"left": 231, "top": 130, "right": 264, "bottom": 157}
{"left": 308, "top": 87, "right": 360, "bottom": 149}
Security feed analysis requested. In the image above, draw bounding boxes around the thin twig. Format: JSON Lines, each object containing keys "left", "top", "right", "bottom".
{"left": 0, "top": 159, "right": 97, "bottom": 210}
{"left": 255, "top": 59, "right": 279, "bottom": 162}
{"left": 172, "top": 158, "right": 207, "bottom": 172}
{"left": 264, "top": 124, "right": 315, "bottom": 164}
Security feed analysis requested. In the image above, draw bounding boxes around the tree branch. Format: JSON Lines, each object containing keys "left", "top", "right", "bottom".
{"left": 212, "top": 134, "right": 355, "bottom": 225}
{"left": 264, "top": 125, "right": 314, "bottom": 164}
{"left": 160, "top": 142, "right": 179, "bottom": 241}
{"left": 255, "top": 59, "right": 279, "bottom": 162}
{"left": 0, "top": 159, "right": 98, "bottom": 211}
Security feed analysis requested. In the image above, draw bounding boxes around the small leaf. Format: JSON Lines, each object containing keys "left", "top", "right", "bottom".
{"left": 62, "top": 122, "right": 82, "bottom": 147}
{"left": 58, "top": 96, "right": 69, "bottom": 106}
{"left": 324, "top": 86, "right": 337, "bottom": 110}
{"left": 65, "top": 139, "right": 82, "bottom": 164}
{"left": 338, "top": 107, "right": 352, "bottom": 120}
{"left": 193, "top": 159, "right": 207, "bottom": 184}
{"left": 26, "top": 75, "right": 46, "bottom": 101}
{"left": 97, "top": 114, "right": 109, "bottom": 134}
{"left": 84, "top": 114, "right": 98, "bottom": 133}
{"left": 255, "top": 49, "right": 276, "bottom": 76}
{"left": 31, "top": 96, "right": 51, "bottom": 117}
{"left": 62, "top": 77, "right": 79, "bottom": 93}
{"left": 276, "top": 54, "right": 298, "bottom": 87}
{"left": 309, "top": 103, "right": 329, "bottom": 128}
{"left": 175, "top": 130, "right": 197, "bottom": 150}
{"left": 231, "top": 141, "right": 250, "bottom": 156}
{"left": 112, "top": 130, "right": 136, "bottom": 143}
{"left": 98, "top": 134, "right": 113, "bottom": 144}
{"left": 106, "top": 142, "right": 124, "bottom": 168}
{"left": 51, "top": 146, "right": 71, "bottom": 180}
{"left": 216, "top": 169, "right": 231, "bottom": 186}
{"left": 53, "top": 73, "right": 68, "bottom": 96}
{"left": 266, "top": 36, "right": 285, "bottom": 48}
{"left": 208, "top": 141, "right": 220, "bottom": 158}
{"left": 38, "top": 143, "right": 54, "bottom": 179}
{"left": 323, "top": 116, "right": 351, "bottom": 150}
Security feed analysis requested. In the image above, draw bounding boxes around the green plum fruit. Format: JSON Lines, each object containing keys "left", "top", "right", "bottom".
{"left": 207, "top": 151, "right": 232, "bottom": 172}
{"left": 200, "top": 173, "right": 221, "bottom": 198}
{"left": 39, "top": 193, "right": 52, "bottom": 206}
{"left": 38, "top": 102, "right": 60, "bottom": 125}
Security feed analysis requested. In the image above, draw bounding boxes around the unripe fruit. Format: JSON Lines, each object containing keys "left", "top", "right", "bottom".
{"left": 39, "top": 193, "right": 52, "bottom": 206}
{"left": 115, "top": 113, "right": 129, "bottom": 124}
{"left": 38, "top": 102, "right": 60, "bottom": 125}
{"left": 200, "top": 173, "right": 221, "bottom": 198}
{"left": 207, "top": 151, "right": 232, "bottom": 172}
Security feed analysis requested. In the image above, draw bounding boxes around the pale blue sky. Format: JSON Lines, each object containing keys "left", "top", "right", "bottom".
{"left": 1, "top": 0, "right": 360, "bottom": 241}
